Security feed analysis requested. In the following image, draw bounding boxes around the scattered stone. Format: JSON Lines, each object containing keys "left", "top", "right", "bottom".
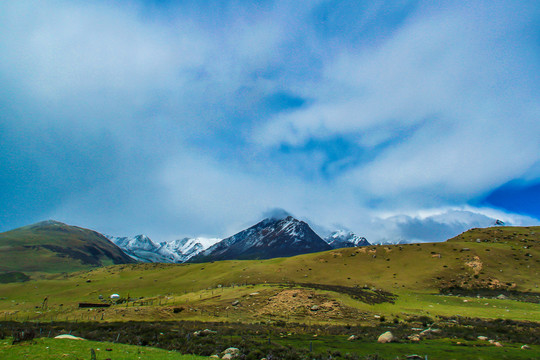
{"left": 408, "top": 334, "right": 421, "bottom": 342}
{"left": 477, "top": 336, "right": 488, "bottom": 341}
{"left": 310, "top": 305, "right": 319, "bottom": 311}
{"left": 461, "top": 248, "right": 470, "bottom": 252}
{"left": 521, "top": 345, "right": 531, "bottom": 350}
{"left": 419, "top": 328, "right": 440, "bottom": 336}
{"left": 249, "top": 292, "right": 259, "bottom": 296}
{"left": 496, "top": 294, "right": 507, "bottom": 300}
{"left": 221, "top": 347, "right": 240, "bottom": 359}
{"left": 210, "top": 355, "right": 219, "bottom": 359}
{"left": 54, "top": 334, "right": 86, "bottom": 340}
{"left": 494, "top": 342, "right": 503, "bottom": 347}
{"left": 347, "top": 335, "right": 358, "bottom": 341}
{"left": 232, "top": 300, "right": 240, "bottom": 306}
{"left": 193, "top": 329, "right": 216, "bottom": 336}
{"left": 377, "top": 331, "right": 395, "bottom": 343}
{"left": 406, "top": 355, "right": 423, "bottom": 360}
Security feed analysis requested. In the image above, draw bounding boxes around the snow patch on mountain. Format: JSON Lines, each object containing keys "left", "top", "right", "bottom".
{"left": 106, "top": 234, "right": 214, "bottom": 263}
{"left": 324, "top": 230, "right": 370, "bottom": 248}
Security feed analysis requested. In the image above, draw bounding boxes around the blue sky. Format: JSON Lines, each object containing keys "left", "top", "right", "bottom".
{"left": 1, "top": 0, "right": 539, "bottom": 243}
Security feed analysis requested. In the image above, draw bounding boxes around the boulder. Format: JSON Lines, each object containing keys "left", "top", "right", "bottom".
{"left": 493, "top": 342, "right": 503, "bottom": 347}
{"left": 310, "top": 305, "right": 319, "bottom": 311}
{"left": 408, "top": 334, "right": 421, "bottom": 342}
{"left": 477, "top": 336, "right": 488, "bottom": 341}
{"left": 193, "top": 329, "right": 216, "bottom": 336}
{"left": 521, "top": 345, "right": 531, "bottom": 350}
{"left": 347, "top": 335, "right": 358, "bottom": 341}
{"left": 377, "top": 331, "right": 395, "bottom": 343}
{"left": 221, "top": 347, "right": 240, "bottom": 359}
{"left": 232, "top": 300, "right": 240, "bottom": 306}
{"left": 496, "top": 294, "right": 507, "bottom": 300}
{"left": 54, "top": 334, "right": 85, "bottom": 340}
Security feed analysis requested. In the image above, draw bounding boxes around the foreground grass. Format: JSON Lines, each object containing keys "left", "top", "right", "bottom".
{"left": 0, "top": 337, "right": 206, "bottom": 360}
{"left": 276, "top": 335, "right": 540, "bottom": 360}
{"left": 1, "top": 335, "right": 537, "bottom": 360}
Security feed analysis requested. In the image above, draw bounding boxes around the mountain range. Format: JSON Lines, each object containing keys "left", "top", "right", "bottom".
{"left": 0, "top": 216, "right": 372, "bottom": 278}
{"left": 108, "top": 216, "right": 371, "bottom": 264}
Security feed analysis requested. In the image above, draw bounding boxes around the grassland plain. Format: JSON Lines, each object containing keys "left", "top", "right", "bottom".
{"left": 0, "top": 226, "right": 537, "bottom": 323}
{"left": 0, "top": 337, "right": 206, "bottom": 360}
{"left": 0, "top": 226, "right": 538, "bottom": 359}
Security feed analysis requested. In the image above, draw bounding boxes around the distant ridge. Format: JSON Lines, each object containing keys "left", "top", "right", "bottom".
{"left": 325, "top": 230, "right": 370, "bottom": 248}
{"left": 106, "top": 235, "right": 210, "bottom": 263}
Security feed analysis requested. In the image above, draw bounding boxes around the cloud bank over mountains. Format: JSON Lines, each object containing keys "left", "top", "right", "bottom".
{"left": 0, "top": 1, "right": 538, "bottom": 243}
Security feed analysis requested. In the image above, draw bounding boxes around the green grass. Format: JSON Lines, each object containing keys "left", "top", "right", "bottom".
{"left": 276, "top": 335, "right": 539, "bottom": 360}
{"left": 0, "top": 337, "right": 206, "bottom": 360}
{"left": 0, "top": 225, "right": 537, "bottom": 325}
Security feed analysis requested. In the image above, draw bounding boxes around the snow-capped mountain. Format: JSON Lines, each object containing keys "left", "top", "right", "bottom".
{"left": 106, "top": 235, "right": 212, "bottom": 263}
{"left": 106, "top": 234, "right": 168, "bottom": 262}
{"left": 190, "top": 216, "right": 332, "bottom": 262}
{"left": 156, "top": 237, "right": 216, "bottom": 263}
{"left": 324, "top": 230, "right": 370, "bottom": 249}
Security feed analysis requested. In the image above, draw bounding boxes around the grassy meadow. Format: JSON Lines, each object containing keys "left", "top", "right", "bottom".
{"left": 0, "top": 226, "right": 538, "bottom": 358}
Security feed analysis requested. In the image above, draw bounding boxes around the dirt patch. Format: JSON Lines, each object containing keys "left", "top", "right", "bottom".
{"left": 465, "top": 256, "right": 483, "bottom": 275}
{"left": 258, "top": 289, "right": 365, "bottom": 321}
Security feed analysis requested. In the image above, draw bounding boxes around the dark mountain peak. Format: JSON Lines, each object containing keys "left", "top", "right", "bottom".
{"left": 191, "top": 216, "right": 331, "bottom": 262}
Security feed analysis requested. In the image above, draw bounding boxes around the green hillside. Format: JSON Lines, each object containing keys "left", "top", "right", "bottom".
{"left": 0, "top": 225, "right": 537, "bottom": 325}
{"left": 0, "top": 220, "right": 135, "bottom": 279}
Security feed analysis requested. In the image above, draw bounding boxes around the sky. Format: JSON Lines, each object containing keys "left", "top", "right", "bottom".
{"left": 1, "top": 0, "right": 539, "bottom": 244}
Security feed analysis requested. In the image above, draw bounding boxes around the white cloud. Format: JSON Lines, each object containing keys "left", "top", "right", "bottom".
{"left": 2, "top": 1, "right": 538, "bottom": 245}
{"left": 253, "top": 1, "right": 540, "bottom": 206}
